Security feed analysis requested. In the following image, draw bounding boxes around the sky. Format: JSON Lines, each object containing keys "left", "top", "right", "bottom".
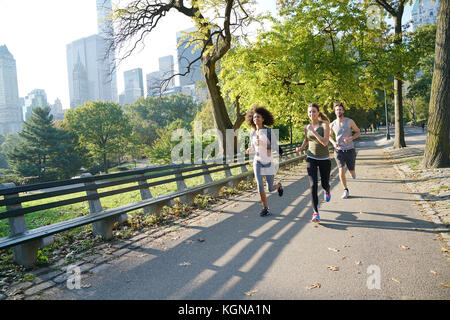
{"left": 0, "top": 0, "right": 277, "bottom": 109}
{"left": 0, "top": 0, "right": 414, "bottom": 109}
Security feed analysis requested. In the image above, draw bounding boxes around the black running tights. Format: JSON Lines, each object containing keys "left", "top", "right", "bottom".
{"left": 306, "top": 157, "right": 331, "bottom": 213}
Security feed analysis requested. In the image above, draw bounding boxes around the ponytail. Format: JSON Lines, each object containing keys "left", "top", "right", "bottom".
{"left": 318, "top": 112, "right": 330, "bottom": 123}
{"left": 308, "top": 103, "right": 330, "bottom": 123}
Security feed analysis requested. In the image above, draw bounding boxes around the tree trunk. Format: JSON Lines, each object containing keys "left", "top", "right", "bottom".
{"left": 393, "top": 14, "right": 406, "bottom": 148}
{"left": 423, "top": 0, "right": 450, "bottom": 168}
{"left": 204, "top": 60, "right": 233, "bottom": 157}
{"left": 103, "top": 153, "right": 108, "bottom": 174}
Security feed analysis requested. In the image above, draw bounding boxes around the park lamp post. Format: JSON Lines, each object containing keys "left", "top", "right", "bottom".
{"left": 384, "top": 88, "right": 391, "bottom": 140}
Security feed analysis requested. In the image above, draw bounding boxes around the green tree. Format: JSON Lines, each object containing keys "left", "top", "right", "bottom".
{"left": 6, "top": 106, "right": 82, "bottom": 183}
{"left": 124, "top": 93, "right": 200, "bottom": 149}
{"left": 65, "top": 101, "right": 133, "bottom": 174}
{"left": 0, "top": 135, "right": 8, "bottom": 169}
{"left": 110, "top": 0, "right": 264, "bottom": 153}
{"left": 220, "top": 0, "right": 385, "bottom": 134}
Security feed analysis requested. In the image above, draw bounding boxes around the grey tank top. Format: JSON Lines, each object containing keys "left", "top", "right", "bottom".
{"left": 332, "top": 118, "right": 354, "bottom": 150}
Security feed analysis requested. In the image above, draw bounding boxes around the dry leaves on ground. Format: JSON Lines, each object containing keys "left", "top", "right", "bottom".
{"left": 244, "top": 289, "right": 258, "bottom": 296}
{"left": 306, "top": 283, "right": 321, "bottom": 290}
{"left": 328, "top": 248, "right": 340, "bottom": 252}
{"left": 399, "top": 245, "right": 410, "bottom": 250}
{"left": 327, "top": 265, "right": 339, "bottom": 271}
{"left": 391, "top": 278, "right": 401, "bottom": 284}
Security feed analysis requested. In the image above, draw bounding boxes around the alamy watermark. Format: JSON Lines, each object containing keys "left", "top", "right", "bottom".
{"left": 367, "top": 5, "right": 383, "bottom": 30}
{"left": 170, "top": 121, "right": 281, "bottom": 175}
{"left": 366, "top": 265, "right": 381, "bottom": 290}
{"left": 66, "top": 265, "right": 81, "bottom": 290}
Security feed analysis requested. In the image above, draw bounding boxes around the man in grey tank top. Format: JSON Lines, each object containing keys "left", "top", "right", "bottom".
{"left": 329, "top": 102, "right": 361, "bottom": 199}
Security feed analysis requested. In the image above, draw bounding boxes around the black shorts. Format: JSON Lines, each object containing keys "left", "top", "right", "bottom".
{"left": 334, "top": 148, "right": 356, "bottom": 171}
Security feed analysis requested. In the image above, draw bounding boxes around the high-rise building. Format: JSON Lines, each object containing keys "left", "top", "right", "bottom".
{"left": 146, "top": 71, "right": 162, "bottom": 97}
{"left": 123, "top": 68, "right": 144, "bottom": 104}
{"left": 66, "top": 0, "right": 117, "bottom": 109}
{"left": 96, "top": 0, "right": 114, "bottom": 37}
{"left": 176, "top": 28, "right": 203, "bottom": 87}
{"left": 71, "top": 54, "right": 89, "bottom": 108}
{"left": 411, "top": 0, "right": 440, "bottom": 31}
{"left": 23, "top": 89, "right": 49, "bottom": 122}
{"left": 0, "top": 45, "right": 23, "bottom": 135}
{"left": 158, "top": 55, "right": 175, "bottom": 89}
{"left": 50, "top": 98, "right": 65, "bottom": 121}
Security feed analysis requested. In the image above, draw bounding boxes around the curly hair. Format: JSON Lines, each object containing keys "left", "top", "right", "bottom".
{"left": 245, "top": 105, "right": 275, "bottom": 129}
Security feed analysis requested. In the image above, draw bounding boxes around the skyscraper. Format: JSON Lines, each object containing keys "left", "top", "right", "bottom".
{"left": 123, "top": 68, "right": 144, "bottom": 104}
{"left": 71, "top": 54, "right": 89, "bottom": 109}
{"left": 158, "top": 55, "right": 175, "bottom": 89}
{"left": 66, "top": 0, "right": 117, "bottom": 109}
{"left": 96, "top": 0, "right": 114, "bottom": 37}
{"left": 146, "top": 71, "right": 162, "bottom": 97}
{"left": 23, "top": 89, "right": 49, "bottom": 122}
{"left": 411, "top": 0, "right": 440, "bottom": 31}
{"left": 176, "top": 28, "right": 203, "bottom": 87}
{"left": 0, "top": 45, "right": 23, "bottom": 135}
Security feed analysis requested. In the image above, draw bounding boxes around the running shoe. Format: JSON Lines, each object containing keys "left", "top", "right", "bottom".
{"left": 324, "top": 190, "right": 331, "bottom": 202}
{"left": 341, "top": 189, "right": 349, "bottom": 199}
{"left": 311, "top": 212, "right": 320, "bottom": 223}
{"left": 260, "top": 207, "right": 270, "bottom": 217}
{"left": 351, "top": 172, "right": 356, "bottom": 179}
{"left": 277, "top": 181, "right": 284, "bottom": 197}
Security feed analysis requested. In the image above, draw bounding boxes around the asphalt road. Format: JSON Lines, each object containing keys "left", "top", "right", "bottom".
{"left": 45, "top": 131, "right": 450, "bottom": 300}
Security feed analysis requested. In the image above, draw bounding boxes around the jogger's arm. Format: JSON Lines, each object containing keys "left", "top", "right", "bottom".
{"left": 296, "top": 127, "right": 309, "bottom": 152}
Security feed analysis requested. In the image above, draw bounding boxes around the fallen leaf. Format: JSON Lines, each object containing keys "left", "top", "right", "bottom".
{"left": 440, "top": 283, "right": 450, "bottom": 289}
{"left": 391, "top": 278, "right": 401, "bottom": 283}
{"left": 430, "top": 270, "right": 439, "bottom": 276}
{"left": 244, "top": 289, "right": 258, "bottom": 296}
{"left": 197, "top": 238, "right": 205, "bottom": 242}
{"left": 355, "top": 261, "right": 362, "bottom": 266}
{"left": 328, "top": 248, "right": 340, "bottom": 252}
{"left": 349, "top": 235, "right": 354, "bottom": 238}
{"left": 341, "top": 256, "right": 346, "bottom": 260}
{"left": 306, "top": 283, "right": 321, "bottom": 290}
{"left": 441, "top": 248, "right": 449, "bottom": 253}
{"left": 400, "top": 245, "right": 410, "bottom": 250}
{"left": 179, "top": 262, "right": 191, "bottom": 266}
{"left": 327, "top": 265, "right": 339, "bottom": 271}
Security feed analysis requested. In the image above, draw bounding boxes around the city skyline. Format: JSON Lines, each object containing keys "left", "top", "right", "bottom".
{"left": 0, "top": 0, "right": 276, "bottom": 110}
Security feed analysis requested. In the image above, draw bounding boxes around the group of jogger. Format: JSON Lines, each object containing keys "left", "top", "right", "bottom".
{"left": 245, "top": 102, "right": 360, "bottom": 222}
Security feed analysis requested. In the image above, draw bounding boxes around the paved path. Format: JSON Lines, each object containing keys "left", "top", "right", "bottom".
{"left": 44, "top": 132, "right": 450, "bottom": 300}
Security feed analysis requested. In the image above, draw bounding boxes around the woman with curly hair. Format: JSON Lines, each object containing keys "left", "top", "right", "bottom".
{"left": 245, "top": 105, "right": 284, "bottom": 217}
{"left": 296, "top": 103, "right": 331, "bottom": 223}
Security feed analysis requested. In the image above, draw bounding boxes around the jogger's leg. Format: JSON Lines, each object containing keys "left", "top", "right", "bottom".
{"left": 319, "top": 159, "right": 331, "bottom": 192}
{"left": 339, "top": 166, "right": 347, "bottom": 189}
{"left": 259, "top": 192, "right": 268, "bottom": 208}
{"left": 306, "top": 158, "right": 319, "bottom": 213}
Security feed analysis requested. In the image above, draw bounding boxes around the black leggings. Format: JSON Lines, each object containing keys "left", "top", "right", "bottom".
{"left": 306, "top": 157, "right": 331, "bottom": 213}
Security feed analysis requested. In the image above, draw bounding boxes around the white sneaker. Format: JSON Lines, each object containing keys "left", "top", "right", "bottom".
{"left": 341, "top": 189, "right": 349, "bottom": 199}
